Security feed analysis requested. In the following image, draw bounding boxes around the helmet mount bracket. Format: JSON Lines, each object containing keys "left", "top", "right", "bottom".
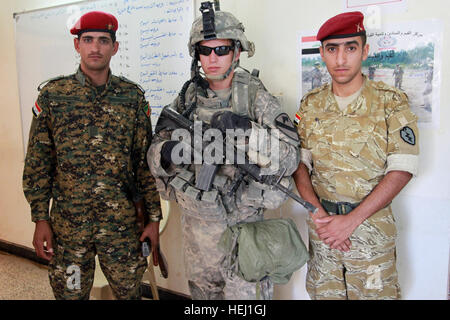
{"left": 200, "top": 2, "right": 216, "bottom": 40}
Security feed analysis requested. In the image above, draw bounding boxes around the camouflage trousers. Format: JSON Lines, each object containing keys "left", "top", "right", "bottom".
{"left": 48, "top": 201, "right": 147, "bottom": 300}
{"left": 306, "top": 206, "right": 401, "bottom": 300}
{"left": 181, "top": 213, "right": 273, "bottom": 300}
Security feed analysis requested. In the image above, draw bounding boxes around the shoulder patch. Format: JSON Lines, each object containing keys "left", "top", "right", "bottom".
{"left": 274, "top": 113, "right": 299, "bottom": 142}
{"left": 143, "top": 102, "right": 151, "bottom": 118}
{"left": 400, "top": 126, "right": 416, "bottom": 145}
{"left": 32, "top": 101, "right": 42, "bottom": 118}
{"left": 293, "top": 112, "right": 302, "bottom": 126}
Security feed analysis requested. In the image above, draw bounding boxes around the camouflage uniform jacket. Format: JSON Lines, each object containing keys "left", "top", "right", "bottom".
{"left": 23, "top": 67, "right": 162, "bottom": 223}
{"left": 297, "top": 77, "right": 419, "bottom": 203}
{"left": 148, "top": 70, "right": 300, "bottom": 224}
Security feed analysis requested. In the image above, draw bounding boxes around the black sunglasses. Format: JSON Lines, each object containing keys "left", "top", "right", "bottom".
{"left": 197, "top": 45, "right": 234, "bottom": 56}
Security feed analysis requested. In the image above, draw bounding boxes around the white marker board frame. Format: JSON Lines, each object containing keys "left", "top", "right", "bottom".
{"left": 14, "top": 0, "right": 194, "bottom": 156}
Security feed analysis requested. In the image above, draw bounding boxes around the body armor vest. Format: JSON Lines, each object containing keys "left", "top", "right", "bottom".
{"left": 168, "top": 70, "right": 270, "bottom": 222}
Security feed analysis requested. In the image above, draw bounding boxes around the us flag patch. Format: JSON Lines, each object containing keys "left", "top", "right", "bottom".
{"left": 294, "top": 112, "right": 302, "bottom": 126}
{"left": 32, "top": 102, "right": 42, "bottom": 118}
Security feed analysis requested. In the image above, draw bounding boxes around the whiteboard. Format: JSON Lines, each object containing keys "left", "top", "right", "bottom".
{"left": 14, "top": 0, "right": 194, "bottom": 156}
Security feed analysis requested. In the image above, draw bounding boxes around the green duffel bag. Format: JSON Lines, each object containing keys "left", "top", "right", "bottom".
{"left": 218, "top": 218, "right": 309, "bottom": 285}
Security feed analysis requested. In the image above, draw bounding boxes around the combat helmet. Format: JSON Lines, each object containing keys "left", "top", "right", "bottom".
{"left": 189, "top": 7, "right": 254, "bottom": 58}
{"left": 188, "top": 2, "right": 255, "bottom": 80}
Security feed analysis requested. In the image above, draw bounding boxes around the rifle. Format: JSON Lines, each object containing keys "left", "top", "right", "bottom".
{"left": 158, "top": 107, "right": 318, "bottom": 214}
{"left": 127, "top": 175, "right": 169, "bottom": 278}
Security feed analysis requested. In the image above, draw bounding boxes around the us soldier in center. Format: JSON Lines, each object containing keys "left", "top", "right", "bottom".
{"left": 23, "top": 11, "right": 162, "bottom": 299}
{"left": 293, "top": 12, "right": 419, "bottom": 299}
{"left": 147, "top": 2, "right": 300, "bottom": 300}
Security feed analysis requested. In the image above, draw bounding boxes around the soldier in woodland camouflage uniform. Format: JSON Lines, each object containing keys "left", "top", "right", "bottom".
{"left": 148, "top": 3, "right": 299, "bottom": 300}
{"left": 22, "top": 11, "right": 161, "bottom": 300}
{"left": 293, "top": 12, "right": 419, "bottom": 300}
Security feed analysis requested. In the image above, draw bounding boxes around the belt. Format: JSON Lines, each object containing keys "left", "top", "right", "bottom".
{"left": 320, "top": 199, "right": 360, "bottom": 215}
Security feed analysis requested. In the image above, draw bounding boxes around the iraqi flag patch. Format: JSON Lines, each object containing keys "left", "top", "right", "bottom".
{"left": 32, "top": 101, "right": 42, "bottom": 118}
{"left": 294, "top": 112, "right": 302, "bottom": 126}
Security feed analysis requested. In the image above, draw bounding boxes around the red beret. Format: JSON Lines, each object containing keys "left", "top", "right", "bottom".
{"left": 317, "top": 11, "right": 365, "bottom": 42}
{"left": 70, "top": 11, "right": 118, "bottom": 35}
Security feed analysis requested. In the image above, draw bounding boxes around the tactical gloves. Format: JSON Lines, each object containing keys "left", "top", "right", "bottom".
{"left": 160, "top": 140, "right": 179, "bottom": 170}
{"left": 210, "top": 111, "right": 251, "bottom": 133}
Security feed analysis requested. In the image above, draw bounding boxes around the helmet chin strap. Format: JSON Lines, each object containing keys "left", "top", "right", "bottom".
{"left": 202, "top": 41, "right": 241, "bottom": 81}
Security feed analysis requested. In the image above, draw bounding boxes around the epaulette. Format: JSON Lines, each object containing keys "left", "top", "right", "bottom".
{"left": 300, "top": 83, "right": 328, "bottom": 103}
{"left": 371, "top": 80, "right": 408, "bottom": 100}
{"left": 119, "top": 76, "right": 145, "bottom": 94}
{"left": 37, "top": 75, "right": 66, "bottom": 91}
{"left": 372, "top": 80, "right": 395, "bottom": 91}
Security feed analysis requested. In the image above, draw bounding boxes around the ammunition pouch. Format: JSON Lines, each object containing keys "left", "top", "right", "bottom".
{"left": 154, "top": 176, "right": 176, "bottom": 201}
{"left": 169, "top": 169, "right": 228, "bottom": 220}
{"left": 238, "top": 177, "right": 292, "bottom": 210}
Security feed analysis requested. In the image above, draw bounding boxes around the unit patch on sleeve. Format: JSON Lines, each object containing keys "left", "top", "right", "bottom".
{"left": 143, "top": 102, "right": 151, "bottom": 118}
{"left": 400, "top": 126, "right": 416, "bottom": 145}
{"left": 274, "top": 113, "right": 299, "bottom": 142}
{"left": 32, "top": 102, "right": 42, "bottom": 118}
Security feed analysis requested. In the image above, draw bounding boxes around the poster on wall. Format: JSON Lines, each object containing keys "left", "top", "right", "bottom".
{"left": 298, "top": 19, "right": 443, "bottom": 128}
{"left": 343, "top": 0, "right": 407, "bottom": 14}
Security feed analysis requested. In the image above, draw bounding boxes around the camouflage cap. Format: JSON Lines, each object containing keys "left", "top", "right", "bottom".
{"left": 189, "top": 11, "right": 255, "bottom": 58}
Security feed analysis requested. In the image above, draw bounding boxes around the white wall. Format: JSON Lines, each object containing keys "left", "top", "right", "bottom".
{"left": 1, "top": 0, "right": 448, "bottom": 300}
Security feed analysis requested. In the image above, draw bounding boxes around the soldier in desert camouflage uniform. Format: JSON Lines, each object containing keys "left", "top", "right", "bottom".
{"left": 147, "top": 2, "right": 300, "bottom": 300}
{"left": 293, "top": 12, "right": 419, "bottom": 300}
{"left": 22, "top": 11, "right": 161, "bottom": 300}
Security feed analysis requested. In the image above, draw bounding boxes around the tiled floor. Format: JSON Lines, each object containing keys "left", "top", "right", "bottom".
{"left": 0, "top": 250, "right": 54, "bottom": 300}
{"left": 0, "top": 250, "right": 130, "bottom": 300}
